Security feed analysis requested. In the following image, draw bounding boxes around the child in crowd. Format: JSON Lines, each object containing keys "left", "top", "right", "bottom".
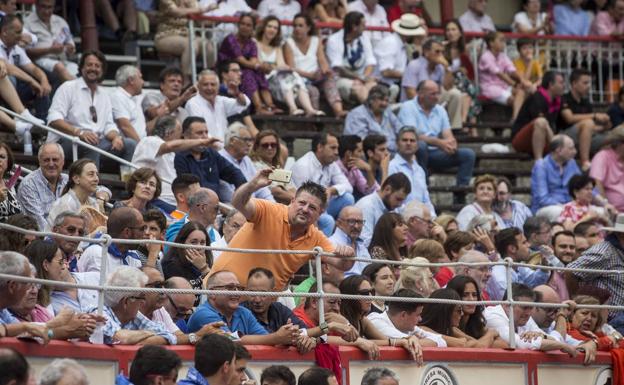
{"left": 512, "top": 38, "right": 543, "bottom": 95}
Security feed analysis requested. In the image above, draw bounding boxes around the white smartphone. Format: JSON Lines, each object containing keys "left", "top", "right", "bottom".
{"left": 268, "top": 169, "right": 292, "bottom": 184}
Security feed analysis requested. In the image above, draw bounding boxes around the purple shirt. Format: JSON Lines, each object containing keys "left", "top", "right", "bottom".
{"left": 218, "top": 34, "right": 257, "bottom": 62}
{"left": 478, "top": 49, "right": 516, "bottom": 100}
{"left": 400, "top": 56, "right": 444, "bottom": 102}
{"left": 336, "top": 159, "right": 379, "bottom": 196}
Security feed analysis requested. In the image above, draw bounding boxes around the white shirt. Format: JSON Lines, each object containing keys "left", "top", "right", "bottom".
{"left": 211, "top": 236, "right": 228, "bottom": 263}
{"left": 151, "top": 307, "right": 180, "bottom": 334}
{"left": 110, "top": 87, "right": 147, "bottom": 139}
{"left": 0, "top": 39, "right": 31, "bottom": 66}
{"left": 484, "top": 305, "right": 543, "bottom": 350}
{"left": 374, "top": 33, "right": 407, "bottom": 85}
{"left": 347, "top": 0, "right": 389, "bottom": 45}
{"left": 24, "top": 12, "right": 72, "bottom": 60}
{"left": 46, "top": 189, "right": 99, "bottom": 231}
{"left": 77, "top": 244, "right": 142, "bottom": 273}
{"left": 286, "top": 36, "right": 319, "bottom": 74}
{"left": 185, "top": 94, "right": 250, "bottom": 145}
{"left": 291, "top": 151, "right": 353, "bottom": 196}
{"left": 132, "top": 135, "right": 176, "bottom": 205}
{"left": 47, "top": 77, "right": 118, "bottom": 143}
{"left": 257, "top": 0, "right": 301, "bottom": 21}
{"left": 200, "top": 0, "right": 251, "bottom": 16}
{"left": 367, "top": 311, "right": 447, "bottom": 347}
{"left": 512, "top": 11, "right": 548, "bottom": 34}
{"left": 218, "top": 149, "right": 274, "bottom": 202}
{"left": 326, "top": 30, "right": 377, "bottom": 76}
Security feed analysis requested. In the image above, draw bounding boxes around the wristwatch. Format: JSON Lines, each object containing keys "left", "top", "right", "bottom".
{"left": 320, "top": 321, "right": 329, "bottom": 335}
{"left": 189, "top": 333, "right": 198, "bottom": 345}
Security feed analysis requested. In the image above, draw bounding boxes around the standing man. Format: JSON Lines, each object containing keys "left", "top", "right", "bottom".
{"left": 399, "top": 80, "right": 475, "bottom": 204}
{"left": 210, "top": 171, "right": 355, "bottom": 290}
{"left": 47, "top": 50, "right": 135, "bottom": 167}
{"left": 185, "top": 69, "right": 250, "bottom": 145}
{"left": 388, "top": 126, "right": 435, "bottom": 214}
{"left": 17, "top": 143, "right": 68, "bottom": 230}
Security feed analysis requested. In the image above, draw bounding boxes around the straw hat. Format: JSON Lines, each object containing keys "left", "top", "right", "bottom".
{"left": 602, "top": 213, "right": 624, "bottom": 233}
{"left": 391, "top": 14, "right": 427, "bottom": 37}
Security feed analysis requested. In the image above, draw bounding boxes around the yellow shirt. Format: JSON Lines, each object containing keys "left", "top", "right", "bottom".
{"left": 513, "top": 58, "right": 543, "bottom": 83}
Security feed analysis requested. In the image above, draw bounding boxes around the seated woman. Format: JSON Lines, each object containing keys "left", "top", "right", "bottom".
{"left": 394, "top": 257, "right": 439, "bottom": 298}
{"left": 218, "top": 13, "right": 281, "bottom": 115}
{"left": 493, "top": 176, "right": 533, "bottom": 230}
{"left": 0, "top": 143, "right": 22, "bottom": 222}
{"left": 368, "top": 212, "right": 408, "bottom": 264}
{"left": 362, "top": 263, "right": 395, "bottom": 314}
{"left": 338, "top": 274, "right": 423, "bottom": 361}
{"left": 478, "top": 31, "right": 532, "bottom": 121}
{"left": 284, "top": 13, "right": 346, "bottom": 117}
{"left": 162, "top": 221, "right": 213, "bottom": 297}
{"left": 446, "top": 275, "right": 508, "bottom": 348}
{"left": 435, "top": 214, "right": 458, "bottom": 234}
{"left": 456, "top": 175, "right": 506, "bottom": 232}
{"left": 250, "top": 130, "right": 295, "bottom": 205}
{"left": 410, "top": 239, "right": 454, "bottom": 287}
{"left": 154, "top": 0, "right": 214, "bottom": 84}
{"left": 567, "top": 295, "right": 624, "bottom": 351}
{"left": 559, "top": 174, "right": 615, "bottom": 231}
{"left": 420, "top": 288, "right": 500, "bottom": 347}
{"left": 113, "top": 167, "right": 162, "bottom": 213}
{"left": 256, "top": 16, "right": 324, "bottom": 117}
{"left": 512, "top": 0, "right": 551, "bottom": 34}
{"left": 443, "top": 19, "right": 479, "bottom": 136}
{"left": 310, "top": 0, "right": 347, "bottom": 23}
{"left": 47, "top": 159, "right": 101, "bottom": 231}
{"left": 443, "top": 230, "right": 476, "bottom": 262}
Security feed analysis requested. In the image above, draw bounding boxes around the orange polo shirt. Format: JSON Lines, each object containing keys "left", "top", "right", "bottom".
{"left": 210, "top": 199, "right": 335, "bottom": 290}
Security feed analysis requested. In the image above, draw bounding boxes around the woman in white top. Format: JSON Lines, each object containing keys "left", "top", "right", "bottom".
{"left": 47, "top": 159, "right": 101, "bottom": 231}
{"left": 284, "top": 13, "right": 347, "bottom": 118}
{"left": 456, "top": 175, "right": 506, "bottom": 231}
{"left": 256, "top": 16, "right": 324, "bottom": 116}
{"left": 512, "top": 0, "right": 551, "bottom": 34}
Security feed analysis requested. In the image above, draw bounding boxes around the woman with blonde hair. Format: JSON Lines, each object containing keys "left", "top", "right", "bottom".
{"left": 435, "top": 214, "right": 458, "bottom": 233}
{"left": 410, "top": 239, "right": 454, "bottom": 287}
{"left": 394, "top": 257, "right": 439, "bottom": 298}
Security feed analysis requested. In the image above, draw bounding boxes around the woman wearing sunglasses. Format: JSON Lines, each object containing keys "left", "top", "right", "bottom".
{"left": 336, "top": 275, "right": 424, "bottom": 364}
{"left": 250, "top": 129, "right": 295, "bottom": 204}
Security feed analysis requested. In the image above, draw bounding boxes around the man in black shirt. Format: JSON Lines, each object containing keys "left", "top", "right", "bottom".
{"left": 512, "top": 71, "right": 566, "bottom": 160}
{"left": 558, "top": 68, "right": 612, "bottom": 170}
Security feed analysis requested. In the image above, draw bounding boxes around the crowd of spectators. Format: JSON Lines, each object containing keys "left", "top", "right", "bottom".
{"left": 1, "top": 0, "right": 624, "bottom": 382}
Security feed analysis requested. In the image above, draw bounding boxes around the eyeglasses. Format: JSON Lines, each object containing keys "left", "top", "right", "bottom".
{"left": 413, "top": 216, "right": 434, "bottom": 226}
{"left": 340, "top": 218, "right": 365, "bottom": 226}
{"left": 210, "top": 284, "right": 245, "bottom": 291}
{"left": 260, "top": 142, "right": 278, "bottom": 149}
{"left": 89, "top": 105, "right": 98, "bottom": 123}
{"left": 128, "top": 296, "right": 147, "bottom": 302}
{"left": 357, "top": 289, "right": 373, "bottom": 296}
{"left": 166, "top": 294, "right": 193, "bottom": 319}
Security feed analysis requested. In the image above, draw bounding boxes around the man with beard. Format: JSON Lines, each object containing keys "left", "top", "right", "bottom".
{"left": 355, "top": 172, "right": 411, "bottom": 247}
{"left": 210, "top": 173, "right": 355, "bottom": 290}
{"left": 47, "top": 50, "right": 135, "bottom": 167}
{"left": 547, "top": 230, "right": 577, "bottom": 300}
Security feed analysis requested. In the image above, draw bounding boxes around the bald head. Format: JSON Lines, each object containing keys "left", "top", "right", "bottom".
{"left": 166, "top": 276, "right": 193, "bottom": 290}
{"left": 417, "top": 80, "right": 441, "bottom": 109}
{"left": 336, "top": 206, "right": 364, "bottom": 240}
{"left": 188, "top": 187, "right": 219, "bottom": 227}
{"left": 164, "top": 276, "right": 195, "bottom": 321}
{"left": 206, "top": 270, "right": 239, "bottom": 287}
{"left": 142, "top": 266, "right": 163, "bottom": 283}
{"left": 534, "top": 285, "right": 560, "bottom": 304}
{"left": 0, "top": 348, "right": 29, "bottom": 385}
{"left": 107, "top": 207, "right": 143, "bottom": 238}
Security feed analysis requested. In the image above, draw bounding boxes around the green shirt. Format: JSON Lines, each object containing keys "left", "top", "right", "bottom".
{"left": 293, "top": 276, "right": 317, "bottom": 306}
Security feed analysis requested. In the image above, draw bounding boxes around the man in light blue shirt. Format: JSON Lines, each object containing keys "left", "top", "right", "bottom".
{"left": 398, "top": 80, "right": 475, "bottom": 205}
{"left": 388, "top": 126, "right": 436, "bottom": 215}
{"left": 530, "top": 134, "right": 580, "bottom": 219}
{"left": 330, "top": 206, "right": 371, "bottom": 276}
{"left": 355, "top": 173, "right": 411, "bottom": 247}
{"left": 486, "top": 228, "right": 550, "bottom": 301}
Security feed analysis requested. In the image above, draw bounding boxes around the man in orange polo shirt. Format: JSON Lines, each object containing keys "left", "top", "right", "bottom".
{"left": 210, "top": 169, "right": 355, "bottom": 290}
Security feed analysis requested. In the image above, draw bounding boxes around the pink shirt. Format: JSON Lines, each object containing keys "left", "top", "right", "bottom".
{"left": 590, "top": 11, "right": 624, "bottom": 36}
{"left": 478, "top": 49, "right": 516, "bottom": 100}
{"left": 590, "top": 148, "right": 624, "bottom": 211}
{"left": 336, "top": 159, "right": 379, "bottom": 196}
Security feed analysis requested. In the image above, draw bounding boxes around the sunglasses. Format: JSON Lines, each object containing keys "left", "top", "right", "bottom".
{"left": 260, "top": 142, "right": 278, "bottom": 149}
{"left": 357, "top": 289, "right": 373, "bottom": 296}
{"left": 89, "top": 105, "right": 97, "bottom": 123}
{"left": 146, "top": 281, "right": 165, "bottom": 289}
{"left": 166, "top": 293, "right": 193, "bottom": 319}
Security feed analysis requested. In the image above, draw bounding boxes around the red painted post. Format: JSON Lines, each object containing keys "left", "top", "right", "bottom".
{"left": 440, "top": 0, "right": 454, "bottom": 24}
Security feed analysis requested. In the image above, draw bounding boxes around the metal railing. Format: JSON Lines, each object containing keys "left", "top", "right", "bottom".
{"left": 1, "top": 222, "right": 623, "bottom": 351}
{"left": 187, "top": 14, "right": 624, "bottom": 103}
